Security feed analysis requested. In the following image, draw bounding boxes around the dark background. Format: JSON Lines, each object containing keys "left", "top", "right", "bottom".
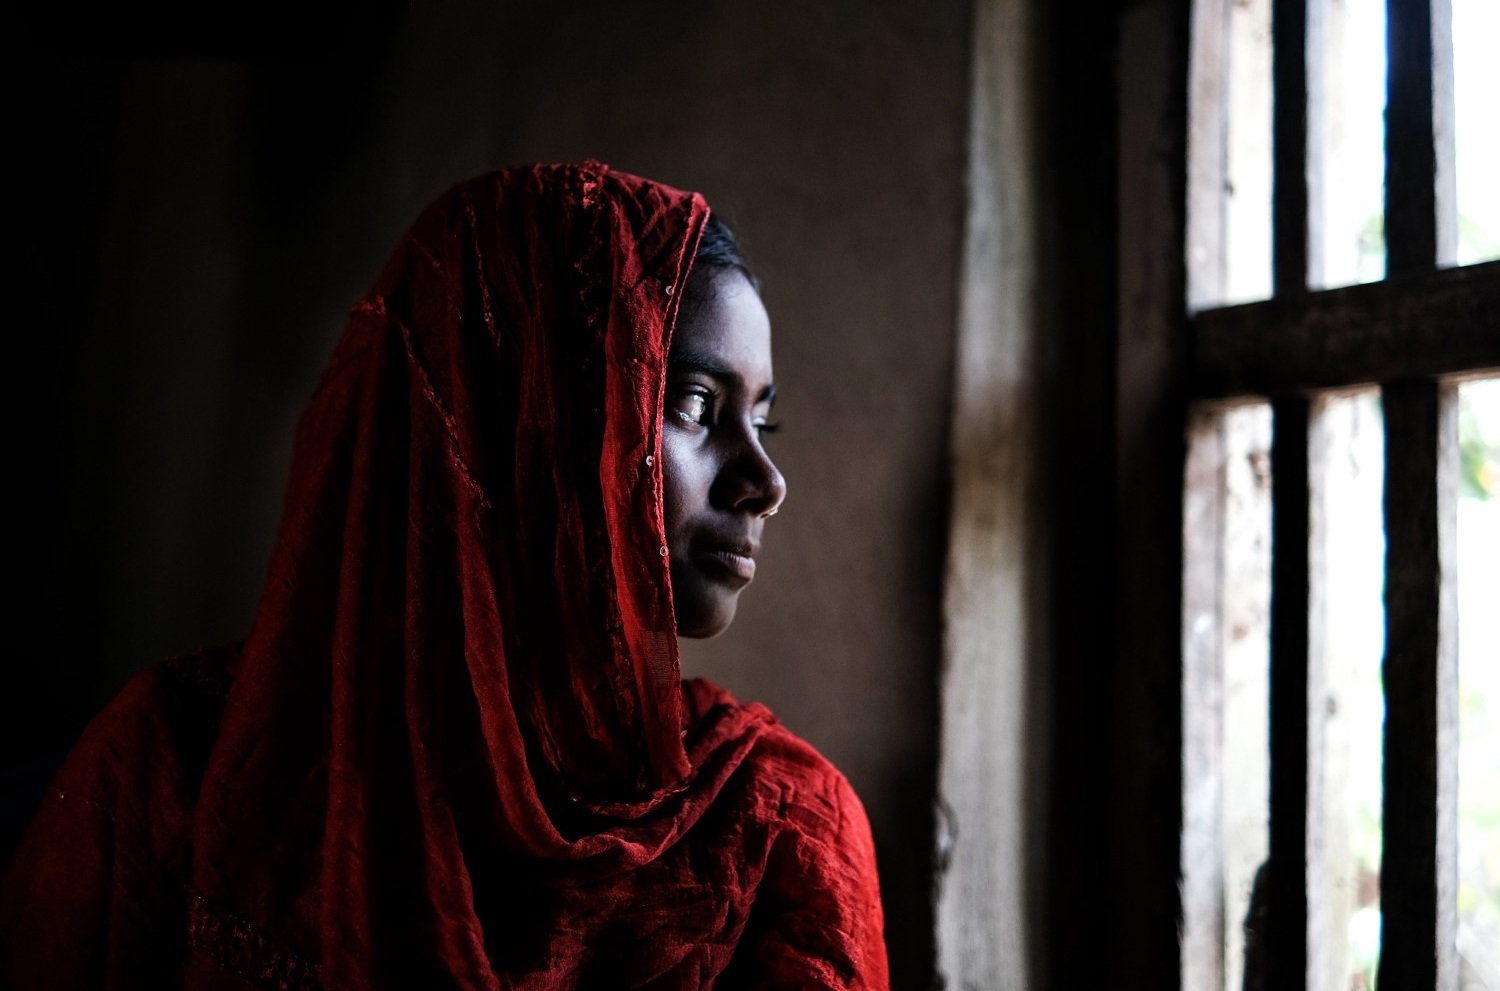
{"left": 9, "top": 1, "right": 972, "bottom": 985}
{"left": 6, "top": 0, "right": 1131, "bottom": 986}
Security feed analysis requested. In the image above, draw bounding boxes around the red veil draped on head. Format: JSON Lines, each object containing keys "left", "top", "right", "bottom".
{"left": 1, "top": 164, "right": 887, "bottom": 990}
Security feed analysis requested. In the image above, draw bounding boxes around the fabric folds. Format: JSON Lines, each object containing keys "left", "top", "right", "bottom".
{"left": 0, "top": 163, "right": 887, "bottom": 990}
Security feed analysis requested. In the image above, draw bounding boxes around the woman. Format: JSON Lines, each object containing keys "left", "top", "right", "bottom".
{"left": 0, "top": 163, "right": 887, "bottom": 989}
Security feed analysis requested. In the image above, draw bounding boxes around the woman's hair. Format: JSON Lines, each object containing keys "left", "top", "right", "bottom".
{"left": 692, "top": 213, "right": 760, "bottom": 293}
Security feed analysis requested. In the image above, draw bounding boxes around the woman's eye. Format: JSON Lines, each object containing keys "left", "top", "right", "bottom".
{"left": 674, "top": 391, "right": 710, "bottom": 426}
{"left": 755, "top": 421, "right": 781, "bottom": 439}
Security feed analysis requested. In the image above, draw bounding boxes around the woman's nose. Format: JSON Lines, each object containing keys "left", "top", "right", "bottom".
{"left": 716, "top": 436, "right": 787, "bottom": 519}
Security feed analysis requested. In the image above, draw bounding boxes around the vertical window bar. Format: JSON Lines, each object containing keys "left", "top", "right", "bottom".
{"left": 1382, "top": 0, "right": 1458, "bottom": 982}
{"left": 1272, "top": 0, "right": 1325, "bottom": 293}
{"left": 1378, "top": 380, "right": 1460, "bottom": 990}
{"left": 1268, "top": 0, "right": 1323, "bottom": 978}
{"left": 1188, "top": 0, "right": 1231, "bottom": 311}
{"left": 1303, "top": 399, "right": 1332, "bottom": 991}
{"left": 1386, "top": 0, "right": 1458, "bottom": 274}
{"left": 1267, "top": 394, "right": 1312, "bottom": 990}
{"left": 1432, "top": 0, "right": 1455, "bottom": 268}
{"left": 1182, "top": 408, "right": 1227, "bottom": 990}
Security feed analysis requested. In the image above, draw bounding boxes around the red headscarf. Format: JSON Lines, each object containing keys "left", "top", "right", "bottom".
{"left": 2, "top": 163, "right": 887, "bottom": 990}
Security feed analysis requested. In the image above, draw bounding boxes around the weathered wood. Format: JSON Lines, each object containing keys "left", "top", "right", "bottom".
{"left": 1188, "top": 0, "right": 1230, "bottom": 309}
{"left": 1181, "top": 408, "right": 1228, "bottom": 991}
{"left": 1430, "top": 0, "right": 1456, "bottom": 268}
{"left": 935, "top": 0, "right": 1047, "bottom": 986}
{"left": 1189, "top": 260, "right": 1500, "bottom": 398}
{"left": 1267, "top": 395, "right": 1311, "bottom": 990}
{"left": 1377, "top": 380, "right": 1459, "bottom": 991}
{"left": 1304, "top": 398, "right": 1333, "bottom": 991}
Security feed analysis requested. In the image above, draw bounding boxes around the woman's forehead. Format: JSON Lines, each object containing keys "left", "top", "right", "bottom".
{"left": 672, "top": 271, "right": 773, "bottom": 375}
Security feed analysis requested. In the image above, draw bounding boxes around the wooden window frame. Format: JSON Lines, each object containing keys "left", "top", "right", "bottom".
{"left": 1120, "top": 0, "right": 1499, "bottom": 987}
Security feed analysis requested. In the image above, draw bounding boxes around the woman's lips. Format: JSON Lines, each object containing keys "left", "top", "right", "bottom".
{"left": 696, "top": 546, "right": 757, "bottom": 584}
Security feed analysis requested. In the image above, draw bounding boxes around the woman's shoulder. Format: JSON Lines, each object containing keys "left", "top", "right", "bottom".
{"left": 682, "top": 677, "right": 869, "bottom": 836}
{"left": 678, "top": 679, "right": 888, "bottom": 989}
{"left": 42, "top": 645, "right": 238, "bottom": 824}
{"left": 0, "top": 647, "right": 241, "bottom": 988}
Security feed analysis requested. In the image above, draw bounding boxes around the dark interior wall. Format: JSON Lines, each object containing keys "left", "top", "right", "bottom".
{"left": 1034, "top": 2, "right": 1122, "bottom": 985}
{"left": 11, "top": 1, "right": 969, "bottom": 986}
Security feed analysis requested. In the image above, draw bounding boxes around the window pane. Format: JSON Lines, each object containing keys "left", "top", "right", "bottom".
{"left": 1454, "top": 0, "right": 1500, "bottom": 265}
{"left": 1314, "top": 391, "right": 1385, "bottom": 991}
{"left": 1317, "top": 0, "right": 1387, "bottom": 288}
{"left": 1456, "top": 379, "right": 1500, "bottom": 986}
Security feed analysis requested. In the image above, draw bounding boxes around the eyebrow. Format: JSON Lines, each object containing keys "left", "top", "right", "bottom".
{"left": 668, "top": 350, "right": 778, "bottom": 406}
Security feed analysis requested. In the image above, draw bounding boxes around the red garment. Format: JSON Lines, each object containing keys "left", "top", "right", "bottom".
{"left": 1, "top": 163, "right": 887, "bottom": 990}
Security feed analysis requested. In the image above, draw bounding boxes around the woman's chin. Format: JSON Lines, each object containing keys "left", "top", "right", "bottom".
{"left": 673, "top": 595, "right": 738, "bottom": 639}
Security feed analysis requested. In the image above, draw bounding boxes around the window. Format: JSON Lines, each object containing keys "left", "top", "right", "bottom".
{"left": 1178, "top": 0, "right": 1500, "bottom": 988}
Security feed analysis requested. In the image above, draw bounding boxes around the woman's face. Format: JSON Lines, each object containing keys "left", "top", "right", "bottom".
{"left": 662, "top": 268, "right": 787, "bottom": 638}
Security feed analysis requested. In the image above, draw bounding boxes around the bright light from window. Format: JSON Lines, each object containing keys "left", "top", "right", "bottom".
{"left": 1316, "top": 392, "right": 1386, "bottom": 991}
{"left": 1454, "top": 0, "right": 1500, "bottom": 264}
{"left": 1319, "top": 0, "right": 1387, "bottom": 288}
{"left": 1456, "top": 379, "right": 1500, "bottom": 986}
